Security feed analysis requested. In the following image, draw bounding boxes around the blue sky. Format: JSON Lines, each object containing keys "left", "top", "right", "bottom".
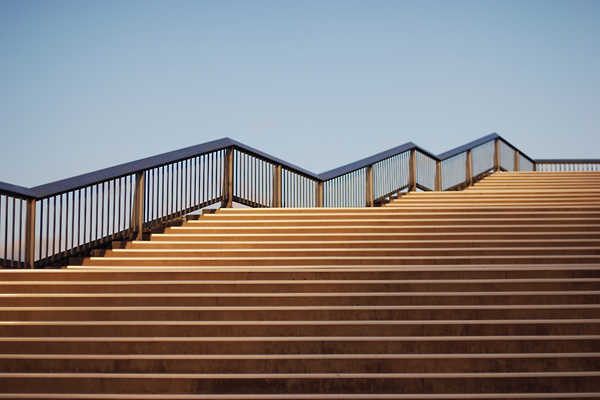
{"left": 1, "top": 0, "right": 598, "bottom": 187}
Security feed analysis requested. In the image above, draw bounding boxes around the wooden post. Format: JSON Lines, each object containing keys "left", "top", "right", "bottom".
{"left": 316, "top": 181, "right": 324, "bottom": 207}
{"left": 408, "top": 149, "right": 416, "bottom": 192}
{"left": 273, "top": 164, "right": 282, "bottom": 207}
{"left": 514, "top": 150, "right": 520, "bottom": 171}
{"left": 435, "top": 160, "right": 442, "bottom": 191}
{"left": 222, "top": 147, "right": 234, "bottom": 208}
{"left": 466, "top": 150, "right": 473, "bottom": 186}
{"left": 494, "top": 139, "right": 501, "bottom": 172}
{"left": 132, "top": 171, "right": 145, "bottom": 240}
{"left": 24, "top": 198, "right": 36, "bottom": 269}
{"left": 365, "top": 165, "right": 373, "bottom": 207}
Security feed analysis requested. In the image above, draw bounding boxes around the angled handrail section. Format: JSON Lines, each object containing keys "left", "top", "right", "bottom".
{"left": 0, "top": 132, "right": 596, "bottom": 269}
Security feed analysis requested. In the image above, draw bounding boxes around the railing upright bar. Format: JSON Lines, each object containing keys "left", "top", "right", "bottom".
{"left": 515, "top": 150, "right": 520, "bottom": 172}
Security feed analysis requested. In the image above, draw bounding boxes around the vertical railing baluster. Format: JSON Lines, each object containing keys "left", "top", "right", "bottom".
{"left": 25, "top": 198, "right": 36, "bottom": 269}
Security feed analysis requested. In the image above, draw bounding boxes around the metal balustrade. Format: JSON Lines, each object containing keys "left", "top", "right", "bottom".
{"left": 536, "top": 160, "right": 600, "bottom": 172}
{"left": 1, "top": 133, "right": 597, "bottom": 268}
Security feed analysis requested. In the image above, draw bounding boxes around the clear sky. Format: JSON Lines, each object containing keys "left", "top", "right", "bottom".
{"left": 1, "top": 0, "right": 598, "bottom": 187}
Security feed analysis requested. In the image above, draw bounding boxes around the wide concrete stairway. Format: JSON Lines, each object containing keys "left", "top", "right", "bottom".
{"left": 1, "top": 171, "right": 599, "bottom": 398}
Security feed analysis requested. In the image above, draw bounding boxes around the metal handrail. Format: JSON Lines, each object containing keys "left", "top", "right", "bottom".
{"left": 0, "top": 132, "right": 595, "bottom": 269}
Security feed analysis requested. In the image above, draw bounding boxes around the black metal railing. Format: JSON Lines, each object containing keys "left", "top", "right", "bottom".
{"left": 1, "top": 132, "right": 597, "bottom": 269}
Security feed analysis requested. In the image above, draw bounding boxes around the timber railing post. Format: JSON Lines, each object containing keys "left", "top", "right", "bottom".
{"left": 435, "top": 160, "right": 442, "bottom": 191}
{"left": 24, "top": 198, "right": 36, "bottom": 269}
{"left": 273, "top": 164, "right": 282, "bottom": 207}
{"left": 466, "top": 149, "right": 473, "bottom": 186}
{"left": 408, "top": 149, "right": 416, "bottom": 191}
{"left": 365, "top": 165, "right": 373, "bottom": 207}
{"left": 494, "top": 138, "right": 501, "bottom": 172}
{"left": 133, "top": 171, "right": 145, "bottom": 240}
{"left": 316, "top": 181, "right": 324, "bottom": 207}
{"left": 514, "top": 150, "right": 520, "bottom": 171}
{"left": 222, "top": 147, "right": 234, "bottom": 208}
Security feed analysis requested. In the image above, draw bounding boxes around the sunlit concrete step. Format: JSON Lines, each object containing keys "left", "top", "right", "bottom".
{"left": 149, "top": 231, "right": 600, "bottom": 242}
{"left": 198, "top": 210, "right": 600, "bottom": 220}
{"left": 165, "top": 224, "right": 600, "bottom": 235}
{"left": 2, "top": 319, "right": 599, "bottom": 337}
{"left": 98, "top": 247, "right": 600, "bottom": 258}
{"left": 183, "top": 217, "right": 600, "bottom": 227}
{"left": 2, "top": 353, "right": 599, "bottom": 374}
{"left": 1, "top": 371, "right": 599, "bottom": 395}
{"left": 3, "top": 304, "right": 599, "bottom": 321}
{"left": 2, "top": 335, "right": 598, "bottom": 355}
{"left": 6, "top": 277, "right": 600, "bottom": 294}
{"left": 77, "top": 254, "right": 600, "bottom": 266}
{"left": 115, "top": 238, "right": 600, "bottom": 250}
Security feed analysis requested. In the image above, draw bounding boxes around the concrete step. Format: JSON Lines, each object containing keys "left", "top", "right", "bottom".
{"left": 77, "top": 254, "right": 600, "bottom": 266}
{"left": 4, "top": 291, "right": 598, "bottom": 307}
{"left": 1, "top": 371, "right": 598, "bottom": 395}
{"left": 5, "top": 277, "right": 600, "bottom": 294}
{"left": 3, "top": 304, "right": 599, "bottom": 321}
{"left": 2, "top": 353, "right": 599, "bottom": 373}
{"left": 98, "top": 247, "right": 600, "bottom": 258}
{"left": 2, "top": 335, "right": 599, "bottom": 355}
{"left": 2, "top": 319, "right": 599, "bottom": 337}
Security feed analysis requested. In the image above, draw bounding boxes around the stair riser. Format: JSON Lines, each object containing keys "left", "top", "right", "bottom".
{"left": 3, "top": 308, "right": 599, "bottom": 321}
{"left": 2, "top": 338, "right": 597, "bottom": 355}
{"left": 2, "top": 322, "right": 598, "bottom": 337}
{"left": 4, "top": 268, "right": 600, "bottom": 281}
{"left": 2, "top": 356, "right": 599, "bottom": 373}
{"left": 4, "top": 294, "right": 598, "bottom": 307}
{"left": 3, "top": 281, "right": 598, "bottom": 293}
{"left": 1, "top": 375, "right": 598, "bottom": 394}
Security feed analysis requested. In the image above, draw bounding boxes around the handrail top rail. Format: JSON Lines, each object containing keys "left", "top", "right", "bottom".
{"left": 436, "top": 133, "right": 500, "bottom": 160}
{"left": 318, "top": 141, "right": 432, "bottom": 181}
{"left": 0, "top": 131, "right": 586, "bottom": 201}
{"left": 536, "top": 158, "right": 600, "bottom": 163}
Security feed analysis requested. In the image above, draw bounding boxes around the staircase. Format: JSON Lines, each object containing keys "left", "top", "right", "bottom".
{"left": 1, "top": 171, "right": 599, "bottom": 398}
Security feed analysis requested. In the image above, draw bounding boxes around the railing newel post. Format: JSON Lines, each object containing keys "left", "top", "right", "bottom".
{"left": 273, "top": 164, "right": 282, "bottom": 208}
{"left": 222, "top": 147, "right": 234, "bottom": 208}
{"left": 435, "top": 160, "right": 442, "bottom": 191}
{"left": 514, "top": 150, "right": 520, "bottom": 171}
{"left": 408, "top": 149, "right": 416, "bottom": 191}
{"left": 494, "top": 138, "right": 501, "bottom": 172}
{"left": 133, "top": 171, "right": 145, "bottom": 240}
{"left": 316, "top": 181, "right": 324, "bottom": 207}
{"left": 365, "top": 165, "right": 373, "bottom": 207}
{"left": 466, "top": 150, "right": 473, "bottom": 186}
{"left": 24, "top": 198, "right": 36, "bottom": 269}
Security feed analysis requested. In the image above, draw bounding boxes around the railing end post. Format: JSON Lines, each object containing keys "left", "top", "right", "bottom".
{"left": 316, "top": 181, "right": 324, "bottom": 207}
{"left": 365, "top": 165, "right": 373, "bottom": 207}
{"left": 221, "top": 147, "right": 234, "bottom": 208}
{"left": 24, "top": 198, "right": 36, "bottom": 269}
